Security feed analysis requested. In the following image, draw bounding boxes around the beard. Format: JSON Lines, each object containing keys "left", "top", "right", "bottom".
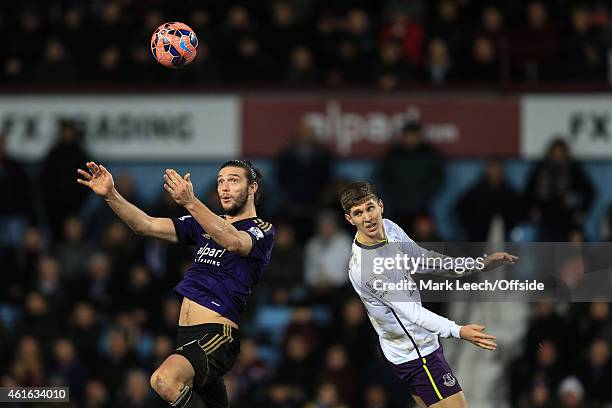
{"left": 222, "top": 188, "right": 249, "bottom": 216}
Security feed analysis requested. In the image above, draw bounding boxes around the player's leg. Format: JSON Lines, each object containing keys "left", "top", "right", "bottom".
{"left": 193, "top": 324, "right": 240, "bottom": 408}
{"left": 428, "top": 391, "right": 468, "bottom": 407}
{"left": 196, "top": 377, "right": 229, "bottom": 408}
{"left": 412, "top": 394, "right": 428, "bottom": 408}
{"left": 391, "top": 346, "right": 464, "bottom": 408}
{"left": 150, "top": 354, "right": 195, "bottom": 407}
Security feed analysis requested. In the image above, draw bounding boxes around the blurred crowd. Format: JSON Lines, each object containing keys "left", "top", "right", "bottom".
{"left": 2, "top": 0, "right": 612, "bottom": 89}
{"left": 0, "top": 118, "right": 611, "bottom": 408}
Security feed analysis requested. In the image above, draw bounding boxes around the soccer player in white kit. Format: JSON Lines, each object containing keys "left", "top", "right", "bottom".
{"left": 341, "top": 182, "right": 517, "bottom": 408}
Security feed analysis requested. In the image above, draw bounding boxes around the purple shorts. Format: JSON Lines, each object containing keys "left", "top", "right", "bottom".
{"left": 388, "top": 345, "right": 462, "bottom": 406}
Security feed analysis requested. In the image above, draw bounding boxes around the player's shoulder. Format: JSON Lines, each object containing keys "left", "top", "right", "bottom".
{"left": 241, "top": 217, "right": 275, "bottom": 239}
{"left": 383, "top": 218, "right": 409, "bottom": 240}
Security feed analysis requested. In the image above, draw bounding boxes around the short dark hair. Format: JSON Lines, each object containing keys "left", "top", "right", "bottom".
{"left": 340, "top": 181, "right": 379, "bottom": 214}
{"left": 402, "top": 120, "right": 422, "bottom": 133}
{"left": 219, "top": 160, "right": 263, "bottom": 203}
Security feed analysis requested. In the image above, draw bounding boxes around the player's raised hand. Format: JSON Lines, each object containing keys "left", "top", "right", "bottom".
{"left": 163, "top": 169, "right": 195, "bottom": 207}
{"left": 77, "top": 161, "right": 115, "bottom": 198}
{"left": 460, "top": 324, "right": 497, "bottom": 351}
{"left": 482, "top": 252, "right": 518, "bottom": 271}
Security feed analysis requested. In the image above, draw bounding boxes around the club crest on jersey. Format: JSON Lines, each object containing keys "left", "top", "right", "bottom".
{"left": 443, "top": 373, "right": 456, "bottom": 387}
{"left": 248, "top": 226, "right": 264, "bottom": 240}
{"left": 365, "top": 277, "right": 388, "bottom": 299}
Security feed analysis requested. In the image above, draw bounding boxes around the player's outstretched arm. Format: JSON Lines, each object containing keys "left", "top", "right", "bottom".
{"left": 459, "top": 324, "right": 497, "bottom": 351}
{"left": 481, "top": 252, "right": 518, "bottom": 271}
{"left": 77, "top": 161, "right": 178, "bottom": 242}
{"left": 162, "top": 168, "right": 253, "bottom": 256}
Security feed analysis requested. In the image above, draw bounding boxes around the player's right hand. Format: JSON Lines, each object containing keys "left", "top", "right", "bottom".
{"left": 77, "top": 161, "right": 115, "bottom": 198}
{"left": 459, "top": 324, "right": 497, "bottom": 351}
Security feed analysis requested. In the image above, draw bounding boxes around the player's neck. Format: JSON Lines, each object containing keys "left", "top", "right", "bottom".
{"left": 356, "top": 229, "right": 386, "bottom": 246}
{"left": 224, "top": 205, "right": 257, "bottom": 223}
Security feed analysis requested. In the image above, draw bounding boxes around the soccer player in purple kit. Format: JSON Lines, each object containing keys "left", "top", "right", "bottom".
{"left": 77, "top": 160, "right": 274, "bottom": 408}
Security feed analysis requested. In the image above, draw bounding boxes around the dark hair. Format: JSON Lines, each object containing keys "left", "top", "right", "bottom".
{"left": 340, "top": 181, "right": 379, "bottom": 214}
{"left": 219, "top": 160, "right": 263, "bottom": 203}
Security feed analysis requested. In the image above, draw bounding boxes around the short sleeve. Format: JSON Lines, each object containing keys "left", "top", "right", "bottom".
{"left": 245, "top": 223, "right": 275, "bottom": 262}
{"left": 171, "top": 215, "right": 203, "bottom": 245}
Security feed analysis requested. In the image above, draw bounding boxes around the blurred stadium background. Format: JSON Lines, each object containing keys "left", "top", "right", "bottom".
{"left": 1, "top": 1, "right": 612, "bottom": 407}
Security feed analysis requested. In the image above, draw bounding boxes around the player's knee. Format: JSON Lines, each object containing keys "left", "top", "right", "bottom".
{"left": 150, "top": 368, "right": 181, "bottom": 402}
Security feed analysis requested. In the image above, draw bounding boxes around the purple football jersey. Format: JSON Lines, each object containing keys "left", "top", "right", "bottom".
{"left": 172, "top": 215, "right": 275, "bottom": 324}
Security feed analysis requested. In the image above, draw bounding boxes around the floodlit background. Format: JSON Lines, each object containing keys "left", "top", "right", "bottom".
{"left": 1, "top": 1, "right": 612, "bottom": 407}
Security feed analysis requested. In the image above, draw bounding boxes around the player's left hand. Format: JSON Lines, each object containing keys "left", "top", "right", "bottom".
{"left": 482, "top": 252, "right": 518, "bottom": 271}
{"left": 163, "top": 169, "right": 195, "bottom": 207}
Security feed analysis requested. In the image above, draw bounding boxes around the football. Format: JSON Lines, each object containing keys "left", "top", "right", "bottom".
{"left": 150, "top": 22, "right": 198, "bottom": 68}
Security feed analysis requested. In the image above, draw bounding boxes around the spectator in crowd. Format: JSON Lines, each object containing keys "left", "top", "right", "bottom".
{"left": 510, "top": 1, "right": 559, "bottom": 82}
{"left": 10, "top": 336, "right": 45, "bottom": 387}
{"left": 255, "top": 379, "right": 303, "bottom": 408}
{"left": 277, "top": 120, "right": 333, "bottom": 238}
{"left": 364, "top": 384, "right": 391, "bottom": 408}
{"left": 263, "top": 2, "right": 308, "bottom": 65}
{"left": 430, "top": 0, "right": 467, "bottom": 63}
{"left": 97, "top": 328, "right": 139, "bottom": 394}
{"left": 577, "top": 338, "right": 612, "bottom": 405}
{"left": 285, "top": 46, "right": 319, "bottom": 84}
{"left": 0, "top": 132, "right": 35, "bottom": 232}
{"left": 230, "top": 338, "right": 273, "bottom": 402}
{"left": 276, "top": 334, "right": 317, "bottom": 396}
{"left": 410, "top": 213, "right": 442, "bottom": 241}
{"left": 3, "top": 227, "right": 45, "bottom": 303}
{"left": 84, "top": 379, "right": 113, "bottom": 408}
{"left": 374, "top": 41, "right": 416, "bottom": 91}
{"left": 73, "top": 253, "right": 117, "bottom": 311}
{"left": 468, "top": 36, "right": 499, "bottom": 81}
{"left": 67, "top": 302, "right": 102, "bottom": 367}
{"left": 41, "top": 120, "right": 91, "bottom": 240}
{"left": 423, "top": 37, "right": 457, "bottom": 84}
{"left": 49, "top": 338, "right": 87, "bottom": 400}
{"left": 1, "top": 1, "right": 612, "bottom": 86}
{"left": 525, "top": 138, "right": 594, "bottom": 241}
{"left": 35, "top": 255, "right": 69, "bottom": 317}
{"left": 557, "top": 376, "right": 585, "bottom": 408}
{"left": 32, "top": 38, "right": 76, "bottom": 83}
{"left": 14, "top": 292, "right": 59, "bottom": 352}
{"left": 331, "top": 298, "right": 377, "bottom": 368}
{"left": 379, "top": 8, "right": 425, "bottom": 67}
{"left": 118, "top": 369, "right": 160, "bottom": 408}
{"left": 56, "top": 216, "right": 95, "bottom": 280}
{"left": 377, "top": 120, "right": 444, "bottom": 228}
{"left": 305, "top": 381, "right": 348, "bottom": 408}
{"left": 320, "top": 345, "right": 357, "bottom": 406}
{"left": 456, "top": 158, "right": 524, "bottom": 241}
{"left": 518, "top": 380, "right": 555, "bottom": 408}
{"left": 260, "top": 221, "right": 303, "bottom": 293}
{"left": 557, "top": 7, "right": 604, "bottom": 81}
{"left": 304, "top": 211, "right": 352, "bottom": 296}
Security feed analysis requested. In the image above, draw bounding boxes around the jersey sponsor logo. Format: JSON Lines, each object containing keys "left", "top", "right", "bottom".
{"left": 195, "top": 243, "right": 227, "bottom": 266}
{"left": 248, "top": 226, "right": 264, "bottom": 240}
{"left": 178, "top": 215, "right": 192, "bottom": 221}
{"left": 443, "top": 373, "right": 456, "bottom": 387}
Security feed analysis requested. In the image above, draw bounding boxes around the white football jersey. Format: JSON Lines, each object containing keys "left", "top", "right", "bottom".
{"left": 348, "top": 218, "right": 465, "bottom": 364}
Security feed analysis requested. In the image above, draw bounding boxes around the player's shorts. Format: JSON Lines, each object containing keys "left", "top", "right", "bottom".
{"left": 172, "top": 323, "right": 240, "bottom": 408}
{"left": 388, "top": 345, "right": 462, "bottom": 407}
